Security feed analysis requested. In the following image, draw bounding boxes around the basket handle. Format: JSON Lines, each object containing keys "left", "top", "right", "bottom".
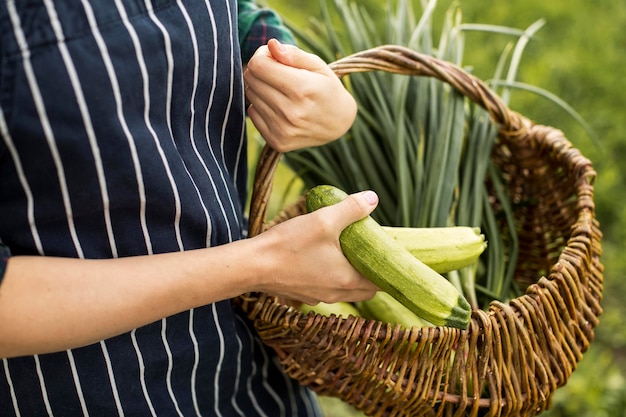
{"left": 248, "top": 45, "right": 526, "bottom": 237}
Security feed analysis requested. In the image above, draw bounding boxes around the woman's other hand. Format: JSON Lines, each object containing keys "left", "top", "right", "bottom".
{"left": 244, "top": 39, "right": 357, "bottom": 152}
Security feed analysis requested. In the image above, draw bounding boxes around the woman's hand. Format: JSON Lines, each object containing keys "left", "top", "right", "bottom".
{"left": 249, "top": 190, "right": 380, "bottom": 305}
{"left": 244, "top": 39, "right": 357, "bottom": 152}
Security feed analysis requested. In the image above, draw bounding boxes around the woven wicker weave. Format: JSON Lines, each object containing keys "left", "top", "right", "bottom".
{"left": 234, "top": 45, "right": 603, "bottom": 417}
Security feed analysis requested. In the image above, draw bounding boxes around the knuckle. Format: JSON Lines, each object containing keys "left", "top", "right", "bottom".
{"left": 312, "top": 211, "right": 336, "bottom": 234}
{"left": 283, "top": 107, "right": 309, "bottom": 130}
{"left": 245, "top": 58, "right": 261, "bottom": 75}
{"left": 266, "top": 134, "right": 292, "bottom": 153}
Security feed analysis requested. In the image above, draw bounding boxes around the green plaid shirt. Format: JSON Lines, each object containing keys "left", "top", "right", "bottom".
{"left": 238, "top": 0, "right": 296, "bottom": 63}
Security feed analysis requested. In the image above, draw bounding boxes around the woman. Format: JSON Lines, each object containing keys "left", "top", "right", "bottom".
{"left": 0, "top": 0, "right": 378, "bottom": 415}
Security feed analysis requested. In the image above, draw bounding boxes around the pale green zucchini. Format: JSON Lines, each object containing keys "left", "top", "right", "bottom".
{"left": 299, "top": 301, "right": 361, "bottom": 318}
{"left": 355, "top": 291, "right": 432, "bottom": 329}
{"left": 382, "top": 226, "right": 486, "bottom": 273}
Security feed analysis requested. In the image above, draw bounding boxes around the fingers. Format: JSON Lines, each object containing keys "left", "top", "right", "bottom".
{"left": 244, "top": 45, "right": 292, "bottom": 94}
{"left": 244, "top": 40, "right": 333, "bottom": 98}
{"left": 266, "top": 39, "right": 329, "bottom": 73}
{"left": 244, "top": 76, "right": 291, "bottom": 141}
{"left": 243, "top": 40, "right": 356, "bottom": 152}
{"left": 244, "top": 93, "right": 281, "bottom": 147}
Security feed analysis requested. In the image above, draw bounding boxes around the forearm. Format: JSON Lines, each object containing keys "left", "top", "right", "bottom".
{"left": 0, "top": 191, "right": 379, "bottom": 359}
{"left": 0, "top": 240, "right": 257, "bottom": 358}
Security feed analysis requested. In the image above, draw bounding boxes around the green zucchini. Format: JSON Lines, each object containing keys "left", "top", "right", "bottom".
{"left": 306, "top": 185, "right": 471, "bottom": 329}
{"left": 355, "top": 291, "right": 432, "bottom": 329}
{"left": 382, "top": 226, "right": 486, "bottom": 273}
{"left": 299, "top": 301, "right": 361, "bottom": 318}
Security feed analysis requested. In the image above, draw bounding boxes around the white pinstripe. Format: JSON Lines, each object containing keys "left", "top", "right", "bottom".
{"left": 219, "top": 0, "right": 237, "bottom": 164}
{"left": 188, "top": 308, "right": 202, "bottom": 417}
{"left": 244, "top": 334, "right": 271, "bottom": 417}
{"left": 34, "top": 355, "right": 53, "bottom": 416}
{"left": 0, "top": 110, "right": 43, "bottom": 256}
{"left": 43, "top": 0, "right": 118, "bottom": 259}
{"left": 234, "top": 315, "right": 268, "bottom": 417}
{"left": 171, "top": 3, "right": 209, "bottom": 415}
{"left": 66, "top": 350, "right": 90, "bottom": 416}
{"left": 77, "top": 0, "right": 159, "bottom": 410}
{"left": 142, "top": 4, "right": 185, "bottom": 414}
{"left": 78, "top": 0, "right": 153, "bottom": 255}
{"left": 176, "top": 0, "right": 215, "bottom": 248}
{"left": 211, "top": 302, "right": 227, "bottom": 417}
{"left": 229, "top": 328, "right": 247, "bottom": 417}
{"left": 99, "top": 341, "right": 125, "bottom": 417}
{"left": 8, "top": 3, "right": 90, "bottom": 415}
{"left": 160, "top": 318, "right": 184, "bottom": 417}
{"left": 113, "top": 0, "right": 184, "bottom": 253}
{"left": 42, "top": 2, "right": 125, "bottom": 413}
{"left": 112, "top": 0, "right": 176, "bottom": 411}
{"left": 236, "top": 316, "right": 322, "bottom": 416}
{"left": 2, "top": 359, "right": 21, "bottom": 417}
{"left": 256, "top": 329, "right": 286, "bottom": 417}
{"left": 130, "top": 329, "right": 157, "bottom": 417}
{"left": 222, "top": 0, "right": 248, "bottom": 226}
{"left": 141, "top": 0, "right": 215, "bottom": 252}
{"left": 202, "top": 0, "right": 238, "bottom": 244}
{"left": 235, "top": 313, "right": 288, "bottom": 417}
{"left": 7, "top": 0, "right": 84, "bottom": 262}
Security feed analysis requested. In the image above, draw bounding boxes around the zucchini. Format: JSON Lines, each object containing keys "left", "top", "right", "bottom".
{"left": 306, "top": 185, "right": 471, "bottom": 329}
{"left": 355, "top": 291, "right": 432, "bottom": 329}
{"left": 382, "top": 226, "right": 486, "bottom": 273}
{"left": 299, "top": 301, "right": 361, "bottom": 318}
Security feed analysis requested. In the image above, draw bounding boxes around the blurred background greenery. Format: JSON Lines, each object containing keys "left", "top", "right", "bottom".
{"left": 252, "top": 0, "right": 626, "bottom": 415}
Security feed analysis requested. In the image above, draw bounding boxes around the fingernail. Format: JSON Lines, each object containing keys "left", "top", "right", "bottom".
{"left": 361, "top": 190, "right": 378, "bottom": 205}
{"left": 273, "top": 38, "right": 286, "bottom": 53}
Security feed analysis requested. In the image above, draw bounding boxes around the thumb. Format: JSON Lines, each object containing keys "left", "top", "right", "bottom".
{"left": 267, "top": 38, "right": 329, "bottom": 72}
{"left": 330, "top": 190, "right": 379, "bottom": 231}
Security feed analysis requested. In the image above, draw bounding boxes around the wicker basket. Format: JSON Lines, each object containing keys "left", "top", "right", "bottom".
{"left": 234, "top": 45, "right": 603, "bottom": 417}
